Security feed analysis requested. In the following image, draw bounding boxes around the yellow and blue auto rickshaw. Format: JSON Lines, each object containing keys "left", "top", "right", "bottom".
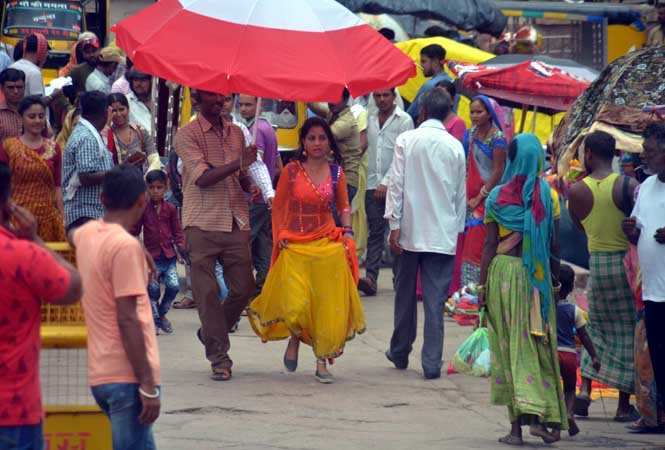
{"left": 0, "top": 0, "right": 109, "bottom": 80}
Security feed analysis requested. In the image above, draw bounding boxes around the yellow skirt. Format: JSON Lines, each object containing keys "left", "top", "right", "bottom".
{"left": 248, "top": 238, "right": 366, "bottom": 359}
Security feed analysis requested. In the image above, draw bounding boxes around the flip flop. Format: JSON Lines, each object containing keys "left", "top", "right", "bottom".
{"left": 614, "top": 405, "right": 640, "bottom": 423}
{"left": 211, "top": 367, "right": 232, "bottom": 381}
{"left": 498, "top": 435, "right": 523, "bottom": 446}
{"left": 173, "top": 297, "right": 197, "bottom": 309}
{"left": 529, "top": 425, "right": 557, "bottom": 444}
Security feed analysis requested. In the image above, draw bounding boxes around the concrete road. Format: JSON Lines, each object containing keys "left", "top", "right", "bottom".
{"left": 151, "top": 272, "right": 665, "bottom": 450}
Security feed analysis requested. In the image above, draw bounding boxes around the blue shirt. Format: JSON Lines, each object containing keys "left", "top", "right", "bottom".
{"left": 62, "top": 120, "right": 114, "bottom": 227}
{"left": 406, "top": 72, "right": 452, "bottom": 122}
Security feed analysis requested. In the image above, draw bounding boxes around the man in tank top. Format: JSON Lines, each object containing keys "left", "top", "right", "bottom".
{"left": 568, "top": 130, "right": 639, "bottom": 421}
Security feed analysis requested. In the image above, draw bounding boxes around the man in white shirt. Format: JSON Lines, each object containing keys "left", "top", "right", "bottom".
{"left": 86, "top": 47, "right": 124, "bottom": 95}
{"left": 384, "top": 88, "right": 466, "bottom": 380}
{"left": 10, "top": 33, "right": 47, "bottom": 96}
{"left": 624, "top": 123, "right": 665, "bottom": 416}
{"left": 358, "top": 88, "right": 413, "bottom": 296}
{"left": 126, "top": 69, "right": 154, "bottom": 134}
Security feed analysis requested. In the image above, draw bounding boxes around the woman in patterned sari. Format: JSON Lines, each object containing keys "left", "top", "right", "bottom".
{"left": 479, "top": 134, "right": 567, "bottom": 445}
{"left": 459, "top": 96, "right": 508, "bottom": 287}
{"left": 248, "top": 117, "right": 366, "bottom": 384}
{"left": 0, "top": 96, "right": 65, "bottom": 241}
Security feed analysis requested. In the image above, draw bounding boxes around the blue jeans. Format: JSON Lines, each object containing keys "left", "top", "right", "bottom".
{"left": 389, "top": 251, "right": 455, "bottom": 376}
{"left": 148, "top": 256, "right": 180, "bottom": 321}
{"left": 215, "top": 262, "right": 229, "bottom": 300}
{"left": 0, "top": 424, "right": 43, "bottom": 450}
{"left": 91, "top": 384, "right": 156, "bottom": 450}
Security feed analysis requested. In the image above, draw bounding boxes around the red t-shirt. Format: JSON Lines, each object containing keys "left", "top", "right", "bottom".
{"left": 0, "top": 226, "right": 70, "bottom": 426}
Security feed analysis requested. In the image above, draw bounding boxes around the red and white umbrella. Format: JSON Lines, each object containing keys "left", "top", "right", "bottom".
{"left": 113, "top": 0, "right": 416, "bottom": 102}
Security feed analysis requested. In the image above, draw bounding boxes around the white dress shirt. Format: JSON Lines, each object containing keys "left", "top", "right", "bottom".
{"left": 85, "top": 68, "right": 112, "bottom": 94}
{"left": 366, "top": 106, "right": 414, "bottom": 190}
{"left": 127, "top": 91, "right": 153, "bottom": 135}
{"left": 384, "top": 119, "right": 466, "bottom": 255}
{"left": 10, "top": 59, "right": 43, "bottom": 96}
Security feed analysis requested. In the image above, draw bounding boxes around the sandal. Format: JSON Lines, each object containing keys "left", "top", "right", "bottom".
{"left": 498, "top": 435, "right": 523, "bottom": 446}
{"left": 529, "top": 425, "right": 557, "bottom": 444}
{"left": 173, "top": 297, "right": 197, "bottom": 309}
{"left": 614, "top": 405, "right": 640, "bottom": 423}
{"left": 211, "top": 367, "right": 232, "bottom": 381}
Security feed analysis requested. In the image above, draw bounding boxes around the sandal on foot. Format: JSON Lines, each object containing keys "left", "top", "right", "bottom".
{"left": 211, "top": 367, "right": 232, "bottom": 381}
{"left": 173, "top": 297, "right": 197, "bottom": 309}
{"left": 614, "top": 405, "right": 640, "bottom": 423}
{"left": 315, "top": 370, "right": 334, "bottom": 384}
{"left": 529, "top": 425, "right": 557, "bottom": 444}
{"left": 498, "top": 435, "right": 523, "bottom": 446}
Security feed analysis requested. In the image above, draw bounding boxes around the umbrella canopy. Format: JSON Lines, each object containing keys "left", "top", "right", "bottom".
{"left": 357, "top": 13, "right": 410, "bottom": 42}
{"left": 450, "top": 60, "right": 590, "bottom": 111}
{"left": 113, "top": 0, "right": 416, "bottom": 102}
{"left": 484, "top": 54, "right": 599, "bottom": 82}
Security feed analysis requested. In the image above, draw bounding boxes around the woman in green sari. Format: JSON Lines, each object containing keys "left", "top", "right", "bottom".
{"left": 479, "top": 133, "right": 567, "bottom": 445}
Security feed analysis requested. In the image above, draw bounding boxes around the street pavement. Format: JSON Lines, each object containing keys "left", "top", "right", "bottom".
{"left": 152, "top": 272, "right": 665, "bottom": 450}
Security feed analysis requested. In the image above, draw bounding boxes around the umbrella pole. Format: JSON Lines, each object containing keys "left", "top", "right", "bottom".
{"left": 252, "top": 97, "right": 262, "bottom": 144}
{"left": 531, "top": 106, "right": 538, "bottom": 133}
{"left": 519, "top": 104, "right": 528, "bottom": 133}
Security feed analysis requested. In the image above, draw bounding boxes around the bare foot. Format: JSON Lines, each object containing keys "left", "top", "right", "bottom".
{"left": 285, "top": 337, "right": 300, "bottom": 360}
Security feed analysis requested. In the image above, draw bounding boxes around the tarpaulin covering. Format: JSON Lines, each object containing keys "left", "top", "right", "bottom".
{"left": 337, "top": 0, "right": 507, "bottom": 37}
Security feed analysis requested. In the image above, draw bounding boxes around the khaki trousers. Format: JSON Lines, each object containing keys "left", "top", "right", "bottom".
{"left": 186, "top": 226, "right": 256, "bottom": 370}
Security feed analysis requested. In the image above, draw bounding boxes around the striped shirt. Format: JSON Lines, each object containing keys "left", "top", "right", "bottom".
{"left": 0, "top": 103, "right": 22, "bottom": 145}
{"left": 175, "top": 115, "right": 249, "bottom": 232}
{"left": 62, "top": 120, "right": 114, "bottom": 227}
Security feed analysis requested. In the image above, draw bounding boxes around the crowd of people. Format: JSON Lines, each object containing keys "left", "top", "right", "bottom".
{"left": 0, "top": 32, "right": 664, "bottom": 450}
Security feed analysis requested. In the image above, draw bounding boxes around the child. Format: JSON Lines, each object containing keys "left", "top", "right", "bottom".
{"left": 554, "top": 264, "right": 601, "bottom": 439}
{"left": 133, "top": 169, "right": 186, "bottom": 334}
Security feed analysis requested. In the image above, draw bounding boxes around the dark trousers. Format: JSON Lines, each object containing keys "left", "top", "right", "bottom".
{"left": 645, "top": 300, "right": 665, "bottom": 408}
{"left": 250, "top": 203, "right": 272, "bottom": 290}
{"left": 364, "top": 189, "right": 387, "bottom": 283}
{"left": 389, "top": 251, "right": 455, "bottom": 376}
{"left": 186, "top": 226, "right": 256, "bottom": 370}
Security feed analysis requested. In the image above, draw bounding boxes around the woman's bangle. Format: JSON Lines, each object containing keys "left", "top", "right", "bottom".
{"left": 480, "top": 186, "right": 490, "bottom": 198}
{"left": 138, "top": 386, "right": 160, "bottom": 398}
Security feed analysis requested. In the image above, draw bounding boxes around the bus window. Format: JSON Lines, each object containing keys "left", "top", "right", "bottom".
{"left": 2, "top": 0, "right": 83, "bottom": 42}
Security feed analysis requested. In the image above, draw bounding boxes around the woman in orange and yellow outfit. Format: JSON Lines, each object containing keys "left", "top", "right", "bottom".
{"left": 248, "top": 117, "right": 366, "bottom": 384}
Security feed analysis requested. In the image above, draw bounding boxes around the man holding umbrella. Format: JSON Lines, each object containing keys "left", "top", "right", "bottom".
{"left": 175, "top": 90, "right": 258, "bottom": 381}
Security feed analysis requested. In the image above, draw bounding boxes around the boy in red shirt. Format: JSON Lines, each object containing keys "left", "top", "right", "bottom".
{"left": 133, "top": 169, "right": 186, "bottom": 334}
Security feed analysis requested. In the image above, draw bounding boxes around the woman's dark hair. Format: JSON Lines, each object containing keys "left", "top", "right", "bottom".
{"left": 0, "top": 162, "right": 10, "bottom": 205}
{"left": 559, "top": 264, "right": 575, "bottom": 299}
{"left": 436, "top": 79, "right": 456, "bottom": 99}
{"left": 13, "top": 40, "right": 24, "bottom": 61}
{"left": 145, "top": 169, "right": 167, "bottom": 185}
{"left": 107, "top": 93, "right": 129, "bottom": 109}
{"left": 18, "top": 95, "right": 46, "bottom": 116}
{"left": 102, "top": 164, "right": 147, "bottom": 211}
{"left": 508, "top": 138, "right": 518, "bottom": 162}
{"left": 297, "top": 117, "right": 342, "bottom": 165}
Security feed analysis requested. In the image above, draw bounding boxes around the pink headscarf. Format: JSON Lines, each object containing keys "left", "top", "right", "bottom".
{"left": 25, "top": 32, "right": 49, "bottom": 66}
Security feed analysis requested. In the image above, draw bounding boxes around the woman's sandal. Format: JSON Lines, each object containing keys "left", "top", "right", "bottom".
{"left": 529, "top": 425, "right": 557, "bottom": 444}
{"left": 173, "top": 297, "right": 197, "bottom": 309}
{"left": 498, "top": 434, "right": 523, "bottom": 446}
{"left": 211, "top": 367, "right": 232, "bottom": 381}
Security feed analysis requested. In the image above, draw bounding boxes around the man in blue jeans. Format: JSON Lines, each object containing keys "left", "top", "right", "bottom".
{"left": 0, "top": 162, "right": 82, "bottom": 450}
{"left": 73, "top": 165, "right": 161, "bottom": 449}
{"left": 384, "top": 89, "right": 466, "bottom": 379}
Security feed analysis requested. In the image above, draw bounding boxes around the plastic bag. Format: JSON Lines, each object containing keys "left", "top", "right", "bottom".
{"left": 451, "top": 317, "right": 490, "bottom": 377}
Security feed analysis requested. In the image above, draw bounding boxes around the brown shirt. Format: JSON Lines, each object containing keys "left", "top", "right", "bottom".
{"left": 175, "top": 114, "right": 249, "bottom": 232}
{"left": 0, "top": 104, "right": 22, "bottom": 146}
